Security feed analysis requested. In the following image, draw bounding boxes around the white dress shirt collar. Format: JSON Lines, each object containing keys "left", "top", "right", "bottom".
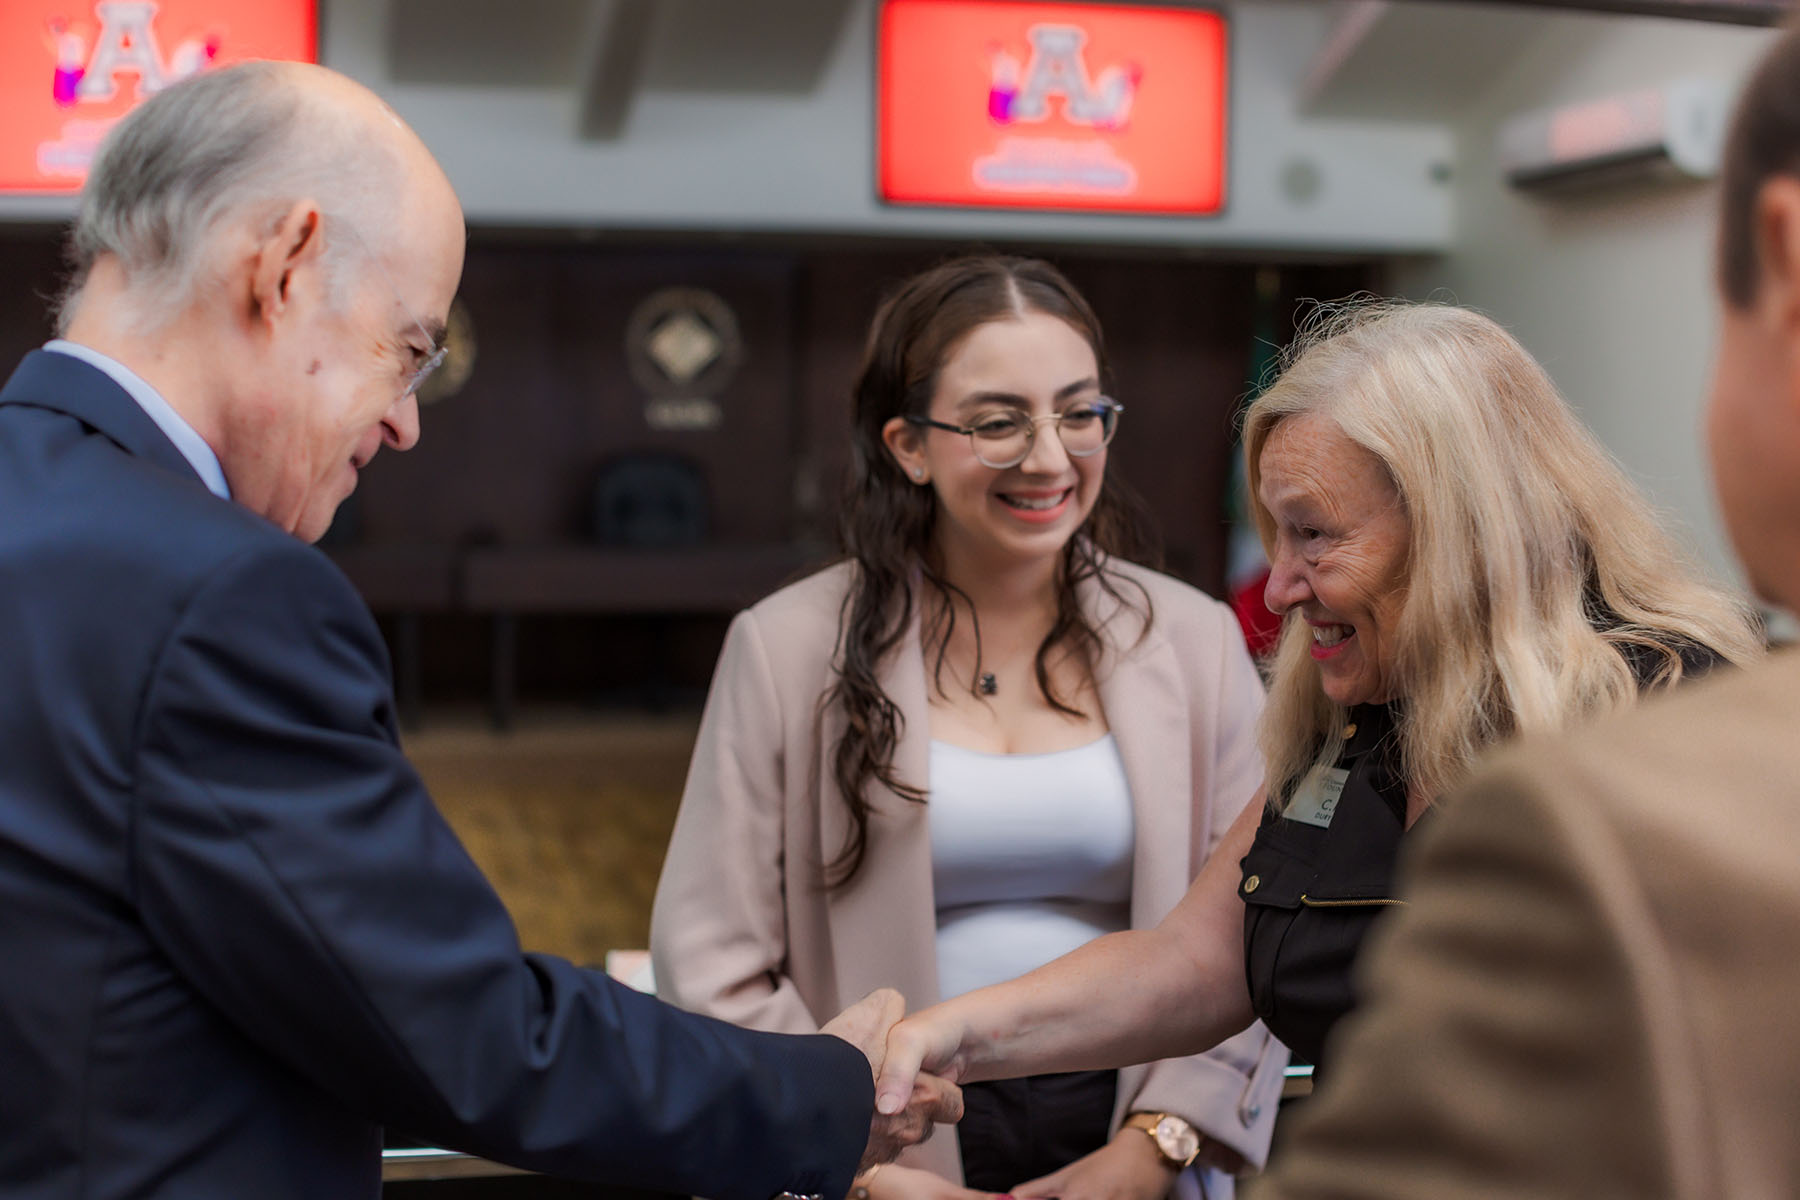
{"left": 42, "top": 339, "right": 231, "bottom": 501}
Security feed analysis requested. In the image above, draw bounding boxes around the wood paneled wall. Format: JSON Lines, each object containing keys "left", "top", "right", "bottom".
{"left": 0, "top": 228, "right": 1377, "bottom": 706}
{"left": 353, "top": 247, "right": 804, "bottom": 547}
{"left": 0, "top": 229, "right": 65, "bottom": 367}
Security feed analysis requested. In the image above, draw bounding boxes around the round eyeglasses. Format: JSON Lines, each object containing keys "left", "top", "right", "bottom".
{"left": 905, "top": 398, "right": 1122, "bottom": 470}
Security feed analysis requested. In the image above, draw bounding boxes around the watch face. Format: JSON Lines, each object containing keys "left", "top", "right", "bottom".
{"left": 1156, "top": 1117, "right": 1201, "bottom": 1162}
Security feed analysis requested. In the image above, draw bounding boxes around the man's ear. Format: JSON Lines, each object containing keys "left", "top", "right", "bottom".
{"left": 881, "top": 415, "right": 929, "bottom": 484}
{"left": 248, "top": 200, "right": 325, "bottom": 328}
{"left": 1756, "top": 178, "right": 1800, "bottom": 332}
{"left": 1753, "top": 179, "right": 1800, "bottom": 419}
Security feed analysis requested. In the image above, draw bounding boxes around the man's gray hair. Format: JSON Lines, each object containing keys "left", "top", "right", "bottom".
{"left": 57, "top": 61, "right": 398, "bottom": 335}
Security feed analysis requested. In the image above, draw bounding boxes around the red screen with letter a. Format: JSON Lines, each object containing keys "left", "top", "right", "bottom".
{"left": 0, "top": 1, "right": 318, "bottom": 193}
{"left": 878, "top": 0, "right": 1229, "bottom": 216}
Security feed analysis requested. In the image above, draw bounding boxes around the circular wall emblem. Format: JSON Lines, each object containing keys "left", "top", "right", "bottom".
{"left": 625, "top": 287, "right": 744, "bottom": 399}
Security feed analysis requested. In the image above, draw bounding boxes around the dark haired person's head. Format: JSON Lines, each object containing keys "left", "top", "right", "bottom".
{"left": 844, "top": 255, "right": 1119, "bottom": 571}
{"left": 828, "top": 255, "right": 1154, "bottom": 883}
{"left": 1709, "top": 24, "right": 1800, "bottom": 611}
{"left": 1717, "top": 28, "right": 1800, "bottom": 309}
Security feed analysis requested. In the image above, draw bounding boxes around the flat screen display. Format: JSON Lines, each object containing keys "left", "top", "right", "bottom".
{"left": 0, "top": 1, "right": 319, "bottom": 194}
{"left": 877, "top": 0, "right": 1229, "bottom": 216}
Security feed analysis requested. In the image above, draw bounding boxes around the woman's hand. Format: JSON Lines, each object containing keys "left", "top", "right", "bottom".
{"left": 876, "top": 1004, "right": 973, "bottom": 1116}
{"left": 823, "top": 990, "right": 966, "bottom": 1171}
{"left": 1009, "top": 1131, "right": 1176, "bottom": 1200}
{"left": 862, "top": 1164, "right": 998, "bottom": 1200}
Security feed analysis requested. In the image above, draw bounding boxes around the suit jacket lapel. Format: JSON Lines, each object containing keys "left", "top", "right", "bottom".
{"left": 0, "top": 350, "right": 207, "bottom": 488}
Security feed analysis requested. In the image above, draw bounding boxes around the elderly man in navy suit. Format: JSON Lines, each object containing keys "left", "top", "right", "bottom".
{"left": 0, "top": 61, "right": 958, "bottom": 1200}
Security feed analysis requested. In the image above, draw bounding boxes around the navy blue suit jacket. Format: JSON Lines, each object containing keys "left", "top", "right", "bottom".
{"left": 0, "top": 350, "right": 871, "bottom": 1200}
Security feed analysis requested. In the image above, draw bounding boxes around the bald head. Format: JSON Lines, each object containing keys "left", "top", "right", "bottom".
{"left": 51, "top": 60, "right": 465, "bottom": 546}
{"left": 59, "top": 61, "right": 453, "bottom": 333}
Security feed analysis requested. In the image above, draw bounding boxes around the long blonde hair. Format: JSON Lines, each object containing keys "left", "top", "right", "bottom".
{"left": 1245, "top": 301, "right": 1762, "bottom": 810}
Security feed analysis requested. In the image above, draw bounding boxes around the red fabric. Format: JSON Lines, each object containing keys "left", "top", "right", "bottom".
{"left": 1231, "top": 569, "right": 1281, "bottom": 658}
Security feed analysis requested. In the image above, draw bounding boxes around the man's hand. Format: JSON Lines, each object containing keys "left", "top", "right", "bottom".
{"left": 823, "top": 990, "right": 965, "bottom": 1172}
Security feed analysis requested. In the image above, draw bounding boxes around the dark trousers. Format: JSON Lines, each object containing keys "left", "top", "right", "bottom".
{"left": 956, "top": 1069, "right": 1119, "bottom": 1193}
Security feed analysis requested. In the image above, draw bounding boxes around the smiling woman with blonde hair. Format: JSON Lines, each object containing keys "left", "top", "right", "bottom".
{"left": 872, "top": 298, "right": 1763, "bottom": 1110}
{"left": 1246, "top": 300, "right": 1762, "bottom": 816}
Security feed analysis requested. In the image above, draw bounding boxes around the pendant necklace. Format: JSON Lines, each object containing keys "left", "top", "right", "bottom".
{"left": 978, "top": 672, "right": 998, "bottom": 696}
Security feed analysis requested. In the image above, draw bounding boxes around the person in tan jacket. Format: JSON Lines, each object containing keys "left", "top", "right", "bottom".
{"left": 1239, "top": 24, "right": 1800, "bottom": 1199}
{"left": 652, "top": 256, "right": 1286, "bottom": 1200}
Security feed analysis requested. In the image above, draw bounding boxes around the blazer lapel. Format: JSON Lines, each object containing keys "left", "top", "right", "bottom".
{"left": 813, "top": 589, "right": 963, "bottom": 1179}
{"left": 1088, "top": 577, "right": 1196, "bottom": 923}
{"left": 820, "top": 594, "right": 943, "bottom": 1006}
{"left": 0, "top": 350, "right": 207, "bottom": 488}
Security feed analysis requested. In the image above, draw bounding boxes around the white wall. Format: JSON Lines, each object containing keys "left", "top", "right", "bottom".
{"left": 1391, "top": 12, "right": 1776, "bottom": 585}
{"left": 0, "top": 0, "right": 1454, "bottom": 253}
{"left": 337, "top": 0, "right": 1452, "bottom": 251}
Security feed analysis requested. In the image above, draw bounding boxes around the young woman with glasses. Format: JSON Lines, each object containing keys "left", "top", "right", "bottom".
{"left": 651, "top": 256, "right": 1285, "bottom": 1200}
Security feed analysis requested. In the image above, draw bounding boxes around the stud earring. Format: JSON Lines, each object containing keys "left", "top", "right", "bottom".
{"left": 912, "top": 468, "right": 925, "bottom": 481}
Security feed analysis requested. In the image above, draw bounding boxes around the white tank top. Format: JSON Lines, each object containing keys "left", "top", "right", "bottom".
{"left": 929, "top": 735, "right": 1135, "bottom": 1001}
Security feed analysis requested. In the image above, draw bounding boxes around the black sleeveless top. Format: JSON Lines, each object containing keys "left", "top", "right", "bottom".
{"left": 1238, "top": 700, "right": 1409, "bottom": 1071}
{"left": 1239, "top": 638, "right": 1724, "bottom": 1072}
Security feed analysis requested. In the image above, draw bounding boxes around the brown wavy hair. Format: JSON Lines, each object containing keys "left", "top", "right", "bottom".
{"left": 823, "top": 255, "right": 1159, "bottom": 886}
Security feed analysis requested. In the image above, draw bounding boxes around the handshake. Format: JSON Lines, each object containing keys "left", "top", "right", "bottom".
{"left": 819, "top": 988, "right": 967, "bottom": 1172}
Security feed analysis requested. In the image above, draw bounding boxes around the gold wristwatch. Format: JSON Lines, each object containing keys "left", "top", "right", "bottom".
{"left": 1124, "top": 1111, "right": 1203, "bottom": 1168}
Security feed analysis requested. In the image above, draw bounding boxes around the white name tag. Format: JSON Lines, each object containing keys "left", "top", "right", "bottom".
{"left": 1283, "top": 766, "right": 1350, "bottom": 829}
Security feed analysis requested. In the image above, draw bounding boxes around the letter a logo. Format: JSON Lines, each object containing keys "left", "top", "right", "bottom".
{"left": 77, "top": 2, "right": 167, "bottom": 103}
{"left": 1000, "top": 25, "right": 1137, "bottom": 130}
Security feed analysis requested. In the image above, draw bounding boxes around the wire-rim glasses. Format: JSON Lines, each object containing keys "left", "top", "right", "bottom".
{"left": 905, "top": 398, "right": 1123, "bottom": 469}
{"left": 334, "top": 218, "right": 449, "bottom": 399}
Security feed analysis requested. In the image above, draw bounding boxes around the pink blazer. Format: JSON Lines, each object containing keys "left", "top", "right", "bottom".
{"left": 651, "top": 560, "right": 1288, "bottom": 1182}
